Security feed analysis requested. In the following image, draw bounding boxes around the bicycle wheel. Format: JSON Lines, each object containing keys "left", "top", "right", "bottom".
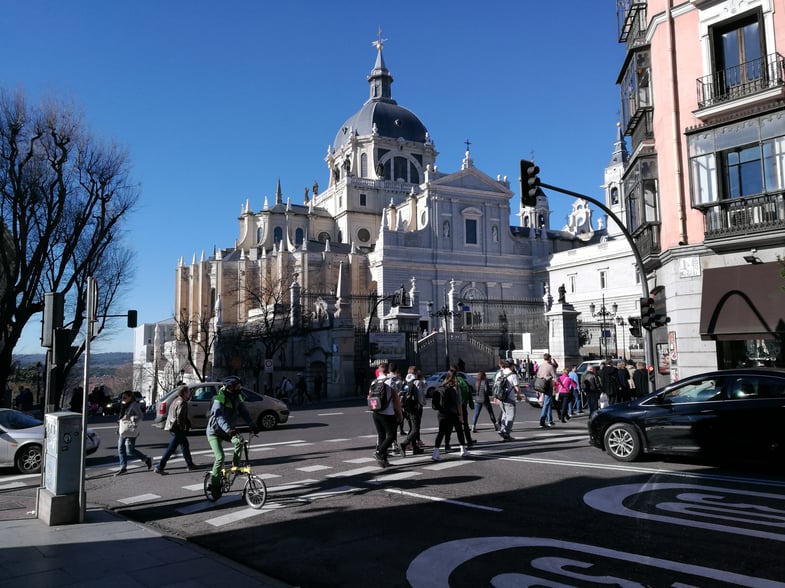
{"left": 243, "top": 474, "right": 267, "bottom": 509}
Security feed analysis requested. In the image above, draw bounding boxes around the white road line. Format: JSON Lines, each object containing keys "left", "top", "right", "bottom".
{"left": 300, "top": 485, "right": 359, "bottom": 500}
{"left": 249, "top": 447, "right": 276, "bottom": 453}
{"left": 0, "top": 481, "right": 27, "bottom": 490}
{"left": 290, "top": 442, "right": 314, "bottom": 447}
{"left": 317, "top": 412, "right": 344, "bottom": 416}
{"left": 183, "top": 483, "right": 204, "bottom": 492}
{"left": 370, "top": 471, "right": 422, "bottom": 483}
{"left": 256, "top": 472, "right": 283, "bottom": 480}
{"left": 297, "top": 465, "right": 333, "bottom": 472}
{"left": 324, "top": 438, "right": 351, "bottom": 442}
{"left": 423, "top": 461, "right": 472, "bottom": 471}
{"left": 267, "top": 479, "right": 320, "bottom": 492}
{"left": 326, "top": 466, "right": 379, "bottom": 478}
{"left": 176, "top": 495, "right": 241, "bottom": 514}
{"left": 344, "top": 457, "right": 376, "bottom": 464}
{"left": 384, "top": 488, "right": 503, "bottom": 512}
{"left": 117, "top": 493, "right": 161, "bottom": 504}
{"left": 206, "top": 504, "right": 283, "bottom": 527}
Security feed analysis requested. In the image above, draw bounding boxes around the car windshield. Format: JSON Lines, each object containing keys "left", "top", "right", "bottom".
{"left": 0, "top": 410, "right": 42, "bottom": 430}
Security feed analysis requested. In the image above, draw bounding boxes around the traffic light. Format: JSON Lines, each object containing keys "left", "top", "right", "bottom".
{"left": 628, "top": 316, "right": 642, "bottom": 338}
{"left": 640, "top": 297, "right": 655, "bottom": 330}
{"left": 127, "top": 309, "right": 138, "bottom": 328}
{"left": 520, "top": 159, "right": 540, "bottom": 207}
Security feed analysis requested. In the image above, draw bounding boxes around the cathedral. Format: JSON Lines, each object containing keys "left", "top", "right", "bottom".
{"left": 147, "top": 41, "right": 594, "bottom": 399}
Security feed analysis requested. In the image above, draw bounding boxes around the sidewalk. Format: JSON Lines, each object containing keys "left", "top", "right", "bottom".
{"left": 0, "top": 505, "right": 291, "bottom": 588}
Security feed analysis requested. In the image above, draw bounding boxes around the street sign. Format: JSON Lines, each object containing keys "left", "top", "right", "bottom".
{"left": 264, "top": 359, "right": 274, "bottom": 373}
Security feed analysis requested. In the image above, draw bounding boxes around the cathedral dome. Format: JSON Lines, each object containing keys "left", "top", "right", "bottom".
{"left": 332, "top": 43, "right": 428, "bottom": 152}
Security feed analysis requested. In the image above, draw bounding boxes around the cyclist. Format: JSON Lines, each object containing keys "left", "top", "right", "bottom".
{"left": 206, "top": 376, "right": 258, "bottom": 498}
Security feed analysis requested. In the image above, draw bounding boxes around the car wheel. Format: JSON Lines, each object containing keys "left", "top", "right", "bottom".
{"left": 16, "top": 444, "right": 43, "bottom": 474}
{"left": 257, "top": 412, "right": 278, "bottom": 431}
{"left": 603, "top": 423, "right": 641, "bottom": 462}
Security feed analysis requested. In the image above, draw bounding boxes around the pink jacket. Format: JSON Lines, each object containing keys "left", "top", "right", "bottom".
{"left": 555, "top": 373, "right": 575, "bottom": 395}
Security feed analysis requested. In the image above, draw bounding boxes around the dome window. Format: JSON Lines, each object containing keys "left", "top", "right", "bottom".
{"left": 358, "top": 228, "right": 371, "bottom": 243}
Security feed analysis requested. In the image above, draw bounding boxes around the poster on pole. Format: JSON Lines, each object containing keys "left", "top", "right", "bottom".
{"left": 369, "top": 332, "right": 406, "bottom": 360}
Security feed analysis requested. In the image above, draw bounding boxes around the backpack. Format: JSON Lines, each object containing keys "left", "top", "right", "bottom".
{"left": 400, "top": 383, "right": 419, "bottom": 413}
{"left": 492, "top": 373, "right": 511, "bottom": 401}
{"left": 431, "top": 386, "right": 443, "bottom": 411}
{"left": 367, "top": 378, "right": 390, "bottom": 412}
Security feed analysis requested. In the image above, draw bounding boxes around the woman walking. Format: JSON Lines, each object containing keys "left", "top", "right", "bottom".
{"left": 471, "top": 371, "right": 498, "bottom": 432}
{"left": 115, "top": 390, "right": 152, "bottom": 476}
{"left": 432, "top": 370, "right": 469, "bottom": 461}
{"left": 556, "top": 368, "right": 576, "bottom": 423}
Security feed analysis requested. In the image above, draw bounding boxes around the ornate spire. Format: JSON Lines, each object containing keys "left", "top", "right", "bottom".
{"left": 368, "top": 29, "right": 395, "bottom": 104}
{"left": 609, "top": 122, "right": 629, "bottom": 166}
{"left": 275, "top": 178, "right": 283, "bottom": 204}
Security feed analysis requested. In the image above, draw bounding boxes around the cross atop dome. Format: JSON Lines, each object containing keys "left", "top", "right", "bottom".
{"left": 372, "top": 27, "right": 387, "bottom": 52}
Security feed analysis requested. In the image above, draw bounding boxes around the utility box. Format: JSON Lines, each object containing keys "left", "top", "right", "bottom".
{"left": 43, "top": 412, "right": 82, "bottom": 495}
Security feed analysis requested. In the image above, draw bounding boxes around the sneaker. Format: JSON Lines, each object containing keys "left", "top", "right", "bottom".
{"left": 154, "top": 468, "right": 167, "bottom": 475}
{"left": 431, "top": 448, "right": 441, "bottom": 462}
{"left": 114, "top": 467, "right": 127, "bottom": 477}
{"left": 498, "top": 430, "right": 507, "bottom": 439}
{"left": 460, "top": 447, "right": 470, "bottom": 458}
{"left": 471, "top": 426, "right": 477, "bottom": 433}
{"left": 504, "top": 436, "right": 516, "bottom": 442}
{"left": 374, "top": 452, "right": 389, "bottom": 468}
{"left": 145, "top": 457, "right": 153, "bottom": 470}
{"left": 186, "top": 464, "right": 200, "bottom": 472}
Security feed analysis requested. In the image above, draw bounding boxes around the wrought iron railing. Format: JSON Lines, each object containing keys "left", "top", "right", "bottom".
{"left": 703, "top": 191, "right": 785, "bottom": 239}
{"left": 697, "top": 52, "right": 785, "bottom": 109}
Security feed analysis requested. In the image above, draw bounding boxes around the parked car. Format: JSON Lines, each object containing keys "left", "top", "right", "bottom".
{"left": 576, "top": 360, "right": 604, "bottom": 379}
{"left": 588, "top": 368, "right": 785, "bottom": 463}
{"left": 488, "top": 370, "right": 540, "bottom": 407}
{"left": 103, "top": 391, "right": 146, "bottom": 416}
{"left": 152, "top": 383, "right": 289, "bottom": 431}
{"left": 423, "top": 371, "right": 476, "bottom": 398}
{"left": 0, "top": 408, "right": 100, "bottom": 474}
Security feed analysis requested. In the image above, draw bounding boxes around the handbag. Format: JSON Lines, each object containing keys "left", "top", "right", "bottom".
{"left": 534, "top": 377, "right": 549, "bottom": 394}
{"left": 119, "top": 418, "right": 139, "bottom": 438}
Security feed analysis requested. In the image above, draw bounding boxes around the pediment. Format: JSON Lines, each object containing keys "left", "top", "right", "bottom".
{"left": 429, "top": 167, "right": 511, "bottom": 195}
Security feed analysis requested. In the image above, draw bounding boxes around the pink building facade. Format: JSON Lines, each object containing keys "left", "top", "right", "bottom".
{"left": 617, "top": 0, "right": 785, "bottom": 381}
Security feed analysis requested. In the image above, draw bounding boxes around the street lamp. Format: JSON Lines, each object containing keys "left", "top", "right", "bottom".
{"left": 589, "top": 295, "right": 617, "bottom": 359}
{"left": 428, "top": 301, "right": 457, "bottom": 371}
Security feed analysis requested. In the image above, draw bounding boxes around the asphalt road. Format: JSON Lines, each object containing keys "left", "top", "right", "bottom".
{"left": 3, "top": 399, "right": 785, "bottom": 587}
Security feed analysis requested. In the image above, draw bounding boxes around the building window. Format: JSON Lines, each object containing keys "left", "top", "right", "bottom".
{"left": 295, "top": 228, "right": 304, "bottom": 245}
{"left": 465, "top": 219, "right": 477, "bottom": 245}
{"left": 274, "top": 227, "right": 283, "bottom": 244}
{"left": 256, "top": 227, "right": 263, "bottom": 243}
{"left": 711, "top": 12, "right": 764, "bottom": 95}
{"left": 317, "top": 232, "right": 331, "bottom": 243}
{"left": 610, "top": 186, "right": 619, "bottom": 205}
{"left": 568, "top": 274, "right": 577, "bottom": 294}
{"left": 357, "top": 228, "right": 371, "bottom": 243}
{"left": 624, "top": 157, "right": 659, "bottom": 230}
{"left": 360, "top": 193, "right": 367, "bottom": 206}
{"left": 599, "top": 270, "right": 608, "bottom": 290}
{"left": 360, "top": 153, "right": 368, "bottom": 177}
{"left": 724, "top": 144, "right": 763, "bottom": 197}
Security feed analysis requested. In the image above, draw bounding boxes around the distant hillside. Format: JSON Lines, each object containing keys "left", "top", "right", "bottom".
{"left": 13, "top": 352, "right": 133, "bottom": 369}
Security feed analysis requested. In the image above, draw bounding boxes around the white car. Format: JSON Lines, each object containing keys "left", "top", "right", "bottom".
{"left": 0, "top": 408, "right": 100, "bottom": 474}
{"left": 424, "top": 371, "right": 477, "bottom": 398}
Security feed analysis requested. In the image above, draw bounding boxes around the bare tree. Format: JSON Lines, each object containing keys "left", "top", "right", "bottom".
{"left": 173, "top": 311, "right": 217, "bottom": 383}
{"left": 0, "top": 89, "right": 138, "bottom": 399}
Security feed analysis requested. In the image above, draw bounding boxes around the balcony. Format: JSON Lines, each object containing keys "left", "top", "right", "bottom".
{"left": 696, "top": 53, "right": 785, "bottom": 110}
{"left": 703, "top": 191, "right": 785, "bottom": 242}
{"left": 632, "top": 222, "right": 660, "bottom": 261}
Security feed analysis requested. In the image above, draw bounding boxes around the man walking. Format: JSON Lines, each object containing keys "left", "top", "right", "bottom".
{"left": 495, "top": 359, "right": 521, "bottom": 441}
{"left": 582, "top": 364, "right": 602, "bottom": 416}
{"left": 537, "top": 353, "right": 558, "bottom": 427}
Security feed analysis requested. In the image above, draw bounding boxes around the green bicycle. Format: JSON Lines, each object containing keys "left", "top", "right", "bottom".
{"left": 203, "top": 432, "right": 268, "bottom": 509}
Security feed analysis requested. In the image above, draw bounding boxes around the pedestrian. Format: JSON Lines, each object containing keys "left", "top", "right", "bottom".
{"left": 556, "top": 368, "right": 576, "bottom": 423}
{"left": 536, "top": 353, "right": 558, "bottom": 427}
{"left": 400, "top": 366, "right": 426, "bottom": 456}
{"left": 632, "top": 361, "right": 649, "bottom": 398}
{"left": 599, "top": 358, "right": 620, "bottom": 405}
{"left": 495, "top": 359, "right": 522, "bottom": 441}
{"left": 115, "top": 390, "right": 152, "bottom": 476}
{"left": 69, "top": 386, "right": 84, "bottom": 413}
{"left": 279, "top": 376, "right": 293, "bottom": 401}
{"left": 471, "top": 371, "right": 499, "bottom": 432}
{"left": 206, "top": 376, "right": 259, "bottom": 498}
{"left": 295, "top": 373, "right": 311, "bottom": 404}
{"left": 568, "top": 365, "right": 582, "bottom": 416}
{"left": 431, "top": 370, "right": 469, "bottom": 460}
{"left": 371, "top": 362, "right": 403, "bottom": 467}
{"left": 582, "top": 364, "right": 602, "bottom": 416}
{"left": 155, "top": 384, "right": 198, "bottom": 474}
{"left": 455, "top": 367, "right": 475, "bottom": 447}
{"left": 617, "top": 361, "right": 632, "bottom": 402}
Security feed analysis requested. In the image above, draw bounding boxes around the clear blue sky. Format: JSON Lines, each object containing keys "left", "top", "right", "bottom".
{"left": 6, "top": 1, "right": 625, "bottom": 354}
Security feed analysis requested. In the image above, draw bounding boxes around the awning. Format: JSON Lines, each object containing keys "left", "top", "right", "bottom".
{"left": 700, "top": 262, "right": 785, "bottom": 340}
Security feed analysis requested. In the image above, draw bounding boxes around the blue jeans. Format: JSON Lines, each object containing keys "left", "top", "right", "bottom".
{"left": 118, "top": 435, "right": 149, "bottom": 467}
{"left": 157, "top": 430, "right": 194, "bottom": 470}
{"left": 539, "top": 393, "right": 554, "bottom": 424}
{"left": 571, "top": 389, "right": 582, "bottom": 414}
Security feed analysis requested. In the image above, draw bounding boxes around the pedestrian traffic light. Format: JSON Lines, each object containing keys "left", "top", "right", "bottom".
{"left": 640, "top": 297, "right": 655, "bottom": 330}
{"left": 127, "top": 310, "right": 138, "bottom": 328}
{"left": 628, "top": 316, "right": 642, "bottom": 338}
{"left": 520, "top": 159, "right": 540, "bottom": 207}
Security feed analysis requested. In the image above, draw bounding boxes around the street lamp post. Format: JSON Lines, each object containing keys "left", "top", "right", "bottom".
{"left": 589, "top": 295, "right": 618, "bottom": 359}
{"left": 428, "top": 301, "right": 457, "bottom": 371}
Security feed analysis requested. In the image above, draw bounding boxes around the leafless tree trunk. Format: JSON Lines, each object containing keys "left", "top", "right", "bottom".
{"left": 0, "top": 89, "right": 138, "bottom": 404}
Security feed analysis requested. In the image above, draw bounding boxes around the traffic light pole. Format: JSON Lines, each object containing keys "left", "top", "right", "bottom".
{"left": 538, "top": 181, "right": 656, "bottom": 390}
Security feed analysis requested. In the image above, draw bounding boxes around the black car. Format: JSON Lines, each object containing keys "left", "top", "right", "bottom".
{"left": 104, "top": 392, "right": 146, "bottom": 416}
{"left": 588, "top": 368, "right": 785, "bottom": 463}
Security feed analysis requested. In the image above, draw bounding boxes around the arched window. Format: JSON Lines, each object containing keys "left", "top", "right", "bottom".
{"left": 274, "top": 227, "right": 283, "bottom": 244}
{"left": 318, "top": 232, "right": 331, "bottom": 243}
{"left": 295, "top": 228, "right": 304, "bottom": 245}
{"left": 256, "top": 227, "right": 263, "bottom": 243}
{"left": 360, "top": 153, "right": 368, "bottom": 177}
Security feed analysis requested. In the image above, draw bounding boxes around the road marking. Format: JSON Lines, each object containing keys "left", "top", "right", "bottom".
{"left": 176, "top": 495, "right": 241, "bottom": 514}
{"left": 317, "top": 412, "right": 344, "bottom": 416}
{"left": 256, "top": 472, "right": 282, "bottom": 480}
{"left": 385, "top": 488, "right": 502, "bottom": 512}
{"left": 326, "top": 466, "right": 379, "bottom": 478}
{"left": 297, "top": 465, "right": 332, "bottom": 472}
{"left": 324, "top": 438, "right": 351, "bottom": 442}
{"left": 117, "top": 493, "right": 161, "bottom": 504}
{"left": 183, "top": 483, "right": 204, "bottom": 492}
{"left": 423, "top": 461, "right": 471, "bottom": 471}
{"left": 206, "top": 503, "right": 284, "bottom": 526}
{"left": 266, "top": 479, "right": 319, "bottom": 492}
{"left": 290, "top": 442, "right": 314, "bottom": 447}
{"left": 0, "top": 481, "right": 27, "bottom": 490}
{"left": 407, "top": 537, "right": 785, "bottom": 587}
{"left": 344, "top": 457, "right": 376, "bottom": 464}
{"left": 371, "top": 471, "right": 422, "bottom": 483}
{"left": 249, "top": 447, "right": 276, "bottom": 453}
{"left": 300, "top": 485, "right": 359, "bottom": 500}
